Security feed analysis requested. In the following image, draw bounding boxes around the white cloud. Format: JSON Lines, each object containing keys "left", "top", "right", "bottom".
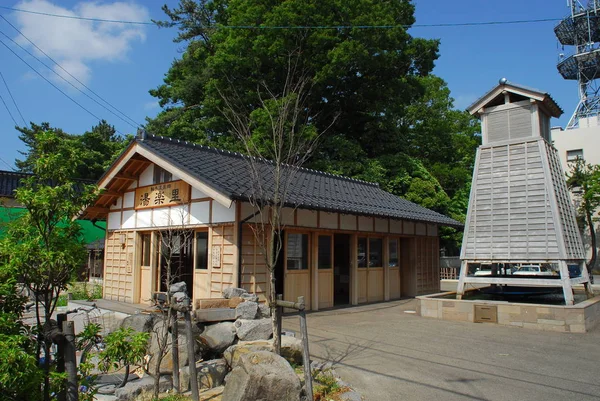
{"left": 12, "top": 0, "right": 149, "bottom": 86}
{"left": 143, "top": 100, "right": 159, "bottom": 110}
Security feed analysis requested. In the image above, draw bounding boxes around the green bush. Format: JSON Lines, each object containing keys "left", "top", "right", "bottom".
{"left": 69, "top": 282, "right": 102, "bottom": 301}
{"left": 0, "top": 333, "right": 42, "bottom": 400}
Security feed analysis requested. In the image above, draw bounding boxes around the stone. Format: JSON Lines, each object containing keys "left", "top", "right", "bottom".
{"left": 147, "top": 319, "right": 201, "bottom": 374}
{"left": 120, "top": 313, "right": 155, "bottom": 333}
{"left": 223, "top": 287, "right": 247, "bottom": 299}
{"left": 172, "top": 291, "right": 187, "bottom": 302}
{"left": 235, "top": 318, "right": 273, "bottom": 341}
{"left": 257, "top": 303, "right": 271, "bottom": 318}
{"left": 222, "top": 351, "right": 301, "bottom": 401}
{"left": 235, "top": 301, "right": 258, "bottom": 320}
{"left": 199, "top": 322, "right": 237, "bottom": 353}
{"left": 170, "top": 281, "right": 187, "bottom": 294}
{"left": 281, "top": 335, "right": 303, "bottom": 365}
{"left": 240, "top": 293, "right": 259, "bottom": 303}
{"left": 223, "top": 340, "right": 273, "bottom": 368}
{"left": 115, "top": 375, "right": 171, "bottom": 401}
{"left": 228, "top": 297, "right": 245, "bottom": 308}
{"left": 199, "top": 386, "right": 225, "bottom": 401}
{"left": 195, "top": 308, "right": 237, "bottom": 323}
{"left": 180, "top": 358, "right": 228, "bottom": 391}
{"left": 196, "top": 298, "right": 233, "bottom": 309}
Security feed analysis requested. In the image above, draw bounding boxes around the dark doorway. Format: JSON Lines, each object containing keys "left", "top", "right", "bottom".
{"left": 274, "top": 231, "right": 285, "bottom": 297}
{"left": 334, "top": 234, "right": 351, "bottom": 305}
{"left": 160, "top": 231, "right": 194, "bottom": 299}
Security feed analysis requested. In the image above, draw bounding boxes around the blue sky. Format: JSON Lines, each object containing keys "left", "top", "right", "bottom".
{"left": 0, "top": 0, "right": 582, "bottom": 170}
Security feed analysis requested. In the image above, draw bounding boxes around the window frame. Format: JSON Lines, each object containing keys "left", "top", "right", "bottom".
{"left": 194, "top": 230, "right": 209, "bottom": 270}
{"left": 286, "top": 232, "right": 310, "bottom": 271}
{"left": 317, "top": 235, "right": 333, "bottom": 270}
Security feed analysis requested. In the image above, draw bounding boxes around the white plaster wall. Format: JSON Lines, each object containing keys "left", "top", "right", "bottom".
{"left": 319, "top": 212, "right": 338, "bottom": 229}
{"left": 110, "top": 198, "right": 122, "bottom": 210}
{"left": 358, "top": 216, "right": 373, "bottom": 231}
{"left": 340, "top": 214, "right": 357, "bottom": 231}
{"left": 390, "top": 220, "right": 403, "bottom": 234}
{"left": 189, "top": 201, "right": 210, "bottom": 225}
{"left": 170, "top": 205, "right": 190, "bottom": 226}
{"left": 152, "top": 208, "right": 171, "bottom": 227}
{"left": 122, "top": 210, "right": 136, "bottom": 229}
{"left": 107, "top": 212, "right": 121, "bottom": 230}
{"left": 212, "top": 201, "right": 236, "bottom": 223}
{"left": 139, "top": 165, "right": 153, "bottom": 187}
{"left": 375, "top": 218, "right": 388, "bottom": 233}
{"left": 136, "top": 209, "right": 152, "bottom": 228}
{"left": 192, "top": 187, "right": 210, "bottom": 199}
{"left": 123, "top": 192, "right": 135, "bottom": 208}
{"left": 296, "top": 209, "right": 318, "bottom": 228}
{"left": 552, "top": 125, "right": 600, "bottom": 172}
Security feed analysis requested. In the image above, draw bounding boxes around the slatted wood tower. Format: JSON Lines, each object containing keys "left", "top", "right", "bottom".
{"left": 457, "top": 79, "right": 593, "bottom": 304}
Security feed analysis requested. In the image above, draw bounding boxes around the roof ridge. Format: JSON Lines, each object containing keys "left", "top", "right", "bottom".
{"left": 141, "top": 134, "right": 381, "bottom": 188}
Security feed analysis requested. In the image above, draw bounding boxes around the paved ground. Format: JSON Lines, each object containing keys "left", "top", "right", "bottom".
{"left": 283, "top": 299, "right": 600, "bottom": 401}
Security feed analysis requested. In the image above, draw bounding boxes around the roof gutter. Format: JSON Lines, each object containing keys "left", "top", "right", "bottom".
{"left": 237, "top": 209, "right": 262, "bottom": 288}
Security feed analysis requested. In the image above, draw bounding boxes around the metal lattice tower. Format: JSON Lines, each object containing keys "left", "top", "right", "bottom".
{"left": 555, "top": 1, "right": 600, "bottom": 128}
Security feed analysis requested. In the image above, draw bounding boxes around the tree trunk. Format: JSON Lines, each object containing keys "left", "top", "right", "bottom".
{"left": 270, "top": 272, "right": 280, "bottom": 355}
{"left": 586, "top": 210, "right": 597, "bottom": 275}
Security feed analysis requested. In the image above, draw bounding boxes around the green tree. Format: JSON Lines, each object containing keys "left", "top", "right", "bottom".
{"left": 567, "top": 159, "right": 600, "bottom": 275}
{"left": 15, "top": 121, "right": 127, "bottom": 181}
{"left": 4, "top": 130, "right": 97, "bottom": 401}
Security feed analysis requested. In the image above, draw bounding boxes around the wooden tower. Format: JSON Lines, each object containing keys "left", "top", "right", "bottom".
{"left": 457, "top": 79, "right": 593, "bottom": 304}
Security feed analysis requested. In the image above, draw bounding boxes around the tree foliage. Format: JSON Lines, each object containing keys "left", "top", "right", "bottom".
{"left": 149, "top": 0, "right": 481, "bottom": 252}
{"left": 15, "top": 120, "right": 128, "bottom": 181}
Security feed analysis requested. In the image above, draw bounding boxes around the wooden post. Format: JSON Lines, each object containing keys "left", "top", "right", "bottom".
{"left": 62, "top": 321, "right": 78, "bottom": 401}
{"left": 276, "top": 294, "right": 283, "bottom": 355}
{"left": 298, "top": 296, "right": 313, "bottom": 401}
{"left": 171, "top": 298, "right": 180, "bottom": 393}
{"left": 183, "top": 298, "right": 199, "bottom": 401}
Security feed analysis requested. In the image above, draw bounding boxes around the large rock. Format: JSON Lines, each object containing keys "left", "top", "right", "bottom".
{"left": 223, "top": 287, "right": 247, "bottom": 299}
{"left": 223, "top": 340, "right": 273, "bottom": 368}
{"left": 281, "top": 336, "right": 303, "bottom": 365}
{"left": 180, "top": 358, "right": 228, "bottom": 391}
{"left": 240, "top": 293, "right": 259, "bottom": 303}
{"left": 222, "top": 351, "right": 301, "bottom": 401}
{"left": 257, "top": 303, "right": 271, "bottom": 318}
{"left": 199, "top": 322, "right": 237, "bottom": 353}
{"left": 147, "top": 319, "right": 201, "bottom": 374}
{"left": 235, "top": 301, "right": 258, "bottom": 320}
{"left": 235, "top": 319, "right": 273, "bottom": 341}
{"left": 172, "top": 291, "right": 187, "bottom": 302}
{"left": 115, "top": 375, "right": 171, "bottom": 401}
{"left": 120, "top": 313, "right": 155, "bottom": 333}
{"left": 170, "top": 281, "right": 187, "bottom": 294}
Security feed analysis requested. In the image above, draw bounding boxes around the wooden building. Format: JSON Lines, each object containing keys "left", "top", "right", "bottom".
{"left": 80, "top": 133, "right": 460, "bottom": 310}
{"left": 458, "top": 80, "right": 594, "bottom": 304}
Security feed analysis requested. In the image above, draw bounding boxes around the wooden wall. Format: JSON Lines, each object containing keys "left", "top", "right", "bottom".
{"left": 240, "top": 225, "right": 269, "bottom": 302}
{"left": 209, "top": 225, "right": 237, "bottom": 298}
{"left": 415, "top": 237, "right": 440, "bottom": 295}
{"left": 103, "top": 231, "right": 136, "bottom": 302}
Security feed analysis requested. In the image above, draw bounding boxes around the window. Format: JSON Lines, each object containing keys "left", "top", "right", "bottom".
{"left": 318, "top": 235, "right": 332, "bottom": 269}
{"left": 195, "top": 232, "right": 208, "bottom": 269}
{"left": 369, "top": 238, "right": 383, "bottom": 267}
{"left": 153, "top": 165, "right": 172, "bottom": 184}
{"left": 357, "top": 237, "right": 367, "bottom": 268}
{"left": 287, "top": 233, "right": 309, "bottom": 270}
{"left": 141, "top": 233, "right": 151, "bottom": 266}
{"left": 389, "top": 239, "right": 398, "bottom": 267}
{"left": 567, "top": 149, "right": 583, "bottom": 162}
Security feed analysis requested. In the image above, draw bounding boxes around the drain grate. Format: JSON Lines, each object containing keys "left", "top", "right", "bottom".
{"left": 474, "top": 304, "right": 498, "bottom": 323}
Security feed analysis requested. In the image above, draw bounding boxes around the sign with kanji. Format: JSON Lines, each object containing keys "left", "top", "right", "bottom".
{"left": 135, "top": 180, "right": 190, "bottom": 210}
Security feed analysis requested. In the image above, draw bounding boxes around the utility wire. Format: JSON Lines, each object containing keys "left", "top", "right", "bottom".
{"left": 0, "top": 26, "right": 140, "bottom": 130}
{"left": 0, "top": 14, "right": 141, "bottom": 128}
{"left": 0, "top": 90, "right": 18, "bottom": 126}
{"left": 0, "top": 6, "right": 562, "bottom": 28}
{"left": 0, "top": 155, "right": 15, "bottom": 171}
{"left": 0, "top": 36, "right": 124, "bottom": 135}
{"left": 0, "top": 69, "right": 26, "bottom": 125}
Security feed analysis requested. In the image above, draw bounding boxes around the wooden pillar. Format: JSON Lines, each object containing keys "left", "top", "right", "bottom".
{"left": 350, "top": 234, "right": 358, "bottom": 305}
{"left": 383, "top": 236, "right": 390, "bottom": 301}
{"left": 456, "top": 260, "right": 467, "bottom": 300}
{"left": 311, "top": 233, "right": 319, "bottom": 311}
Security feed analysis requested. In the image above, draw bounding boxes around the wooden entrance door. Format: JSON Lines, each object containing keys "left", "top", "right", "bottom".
{"left": 317, "top": 235, "right": 333, "bottom": 309}
{"left": 139, "top": 232, "right": 154, "bottom": 304}
{"left": 284, "top": 232, "right": 311, "bottom": 310}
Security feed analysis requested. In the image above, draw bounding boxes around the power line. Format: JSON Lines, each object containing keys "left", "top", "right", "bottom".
{"left": 0, "top": 154, "right": 15, "bottom": 171}
{"left": 0, "top": 14, "right": 141, "bottom": 128}
{"left": 0, "top": 24, "right": 140, "bottom": 129}
{"left": 0, "top": 6, "right": 562, "bottom": 28}
{"left": 0, "top": 35, "right": 123, "bottom": 135}
{"left": 0, "top": 90, "right": 18, "bottom": 126}
{"left": 0, "top": 69, "right": 26, "bottom": 125}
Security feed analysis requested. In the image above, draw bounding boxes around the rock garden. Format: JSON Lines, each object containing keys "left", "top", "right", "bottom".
{"left": 110, "top": 284, "right": 361, "bottom": 401}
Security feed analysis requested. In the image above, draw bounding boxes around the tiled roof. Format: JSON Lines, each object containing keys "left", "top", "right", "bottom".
{"left": 138, "top": 135, "right": 462, "bottom": 227}
{"left": 0, "top": 170, "right": 30, "bottom": 197}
